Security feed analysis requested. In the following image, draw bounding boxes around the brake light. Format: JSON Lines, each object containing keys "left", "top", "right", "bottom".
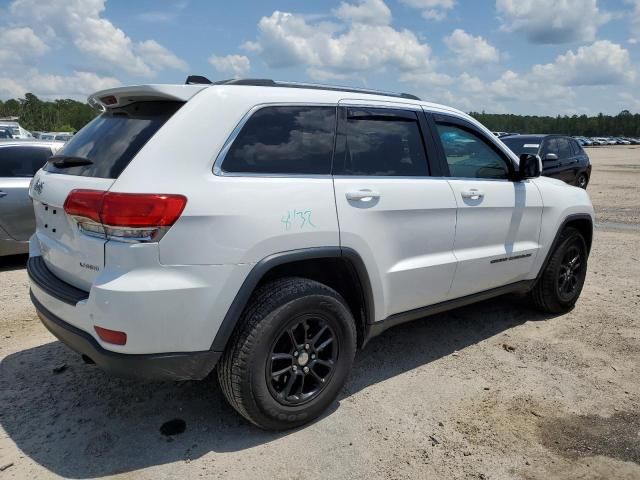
{"left": 63, "top": 189, "right": 187, "bottom": 242}
{"left": 100, "top": 95, "right": 117, "bottom": 106}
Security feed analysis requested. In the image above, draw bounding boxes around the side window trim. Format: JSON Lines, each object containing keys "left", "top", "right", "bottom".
{"left": 422, "top": 111, "right": 449, "bottom": 177}
{"left": 333, "top": 105, "right": 431, "bottom": 177}
{"left": 430, "top": 112, "right": 516, "bottom": 179}
{"left": 213, "top": 103, "right": 338, "bottom": 177}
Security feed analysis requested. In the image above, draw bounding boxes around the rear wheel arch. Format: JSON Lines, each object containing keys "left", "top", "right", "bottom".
{"left": 211, "top": 247, "right": 374, "bottom": 353}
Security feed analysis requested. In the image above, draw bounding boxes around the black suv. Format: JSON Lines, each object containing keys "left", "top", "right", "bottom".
{"left": 501, "top": 135, "right": 591, "bottom": 188}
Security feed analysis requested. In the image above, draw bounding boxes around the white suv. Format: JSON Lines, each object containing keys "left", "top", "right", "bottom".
{"left": 27, "top": 78, "right": 594, "bottom": 430}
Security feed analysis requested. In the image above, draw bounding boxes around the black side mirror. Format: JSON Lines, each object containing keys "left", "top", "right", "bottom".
{"left": 517, "top": 153, "right": 541, "bottom": 180}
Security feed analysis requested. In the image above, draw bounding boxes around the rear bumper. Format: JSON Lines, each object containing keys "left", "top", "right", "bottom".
{"left": 32, "top": 292, "right": 221, "bottom": 381}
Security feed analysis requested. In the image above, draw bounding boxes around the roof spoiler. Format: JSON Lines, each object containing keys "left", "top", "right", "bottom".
{"left": 185, "top": 75, "right": 213, "bottom": 85}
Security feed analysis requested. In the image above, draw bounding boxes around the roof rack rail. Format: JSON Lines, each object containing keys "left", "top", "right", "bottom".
{"left": 189, "top": 77, "right": 421, "bottom": 101}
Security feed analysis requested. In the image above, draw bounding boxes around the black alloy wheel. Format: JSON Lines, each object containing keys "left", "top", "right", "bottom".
{"left": 556, "top": 241, "right": 585, "bottom": 302}
{"left": 267, "top": 314, "right": 338, "bottom": 406}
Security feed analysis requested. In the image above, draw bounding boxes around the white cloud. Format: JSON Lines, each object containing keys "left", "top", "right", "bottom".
{"left": 7, "top": 0, "right": 187, "bottom": 76}
{"left": 209, "top": 54, "right": 251, "bottom": 78}
{"left": 333, "top": 0, "right": 392, "bottom": 26}
{"left": 245, "top": 10, "right": 433, "bottom": 78}
{"left": 400, "top": 0, "right": 456, "bottom": 21}
{"left": 532, "top": 40, "right": 635, "bottom": 86}
{"left": 0, "top": 70, "right": 121, "bottom": 100}
{"left": 444, "top": 29, "right": 501, "bottom": 66}
{"left": 0, "top": 26, "right": 48, "bottom": 64}
{"left": 137, "top": 40, "right": 188, "bottom": 72}
{"left": 404, "top": 40, "right": 636, "bottom": 115}
{"left": 496, "top": 0, "right": 611, "bottom": 44}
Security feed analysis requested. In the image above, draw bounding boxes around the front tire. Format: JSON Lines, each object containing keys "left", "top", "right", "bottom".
{"left": 531, "top": 227, "right": 588, "bottom": 314}
{"left": 218, "top": 277, "right": 357, "bottom": 430}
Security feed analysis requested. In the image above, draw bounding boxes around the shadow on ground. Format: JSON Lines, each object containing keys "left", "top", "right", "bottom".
{"left": 0, "top": 295, "right": 553, "bottom": 478}
{"left": 0, "top": 253, "right": 28, "bottom": 272}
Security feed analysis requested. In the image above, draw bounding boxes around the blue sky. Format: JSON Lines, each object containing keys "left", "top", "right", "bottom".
{"left": 1, "top": 0, "right": 639, "bottom": 115}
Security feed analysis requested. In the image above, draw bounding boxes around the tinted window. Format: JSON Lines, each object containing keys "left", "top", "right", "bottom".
{"left": 0, "top": 146, "right": 52, "bottom": 177}
{"left": 501, "top": 137, "right": 542, "bottom": 156}
{"left": 569, "top": 139, "right": 582, "bottom": 155}
{"left": 336, "top": 110, "right": 428, "bottom": 176}
{"left": 43, "top": 101, "right": 183, "bottom": 179}
{"left": 556, "top": 137, "right": 572, "bottom": 159}
{"left": 436, "top": 124, "right": 510, "bottom": 179}
{"left": 545, "top": 138, "right": 558, "bottom": 155}
{"left": 223, "top": 106, "right": 336, "bottom": 175}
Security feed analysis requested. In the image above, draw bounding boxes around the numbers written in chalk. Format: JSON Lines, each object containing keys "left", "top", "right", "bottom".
{"left": 281, "top": 209, "right": 316, "bottom": 231}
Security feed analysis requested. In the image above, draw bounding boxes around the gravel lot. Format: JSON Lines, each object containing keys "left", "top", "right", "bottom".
{"left": 1, "top": 147, "right": 639, "bottom": 479}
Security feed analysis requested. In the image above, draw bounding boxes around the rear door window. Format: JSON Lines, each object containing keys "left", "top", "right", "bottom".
{"left": 556, "top": 137, "right": 572, "bottom": 159}
{"left": 222, "top": 106, "right": 336, "bottom": 175}
{"left": 43, "top": 101, "right": 183, "bottom": 179}
{"left": 0, "top": 146, "right": 53, "bottom": 177}
{"left": 334, "top": 108, "right": 428, "bottom": 176}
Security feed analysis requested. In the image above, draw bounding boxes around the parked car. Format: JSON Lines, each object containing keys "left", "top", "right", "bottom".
{"left": 54, "top": 133, "right": 73, "bottom": 142}
{"left": 0, "top": 121, "right": 32, "bottom": 139}
{"left": 591, "top": 137, "right": 608, "bottom": 145}
{"left": 613, "top": 137, "right": 631, "bottom": 145}
{"left": 0, "top": 140, "right": 63, "bottom": 256}
{"left": 573, "top": 136, "right": 593, "bottom": 146}
{"left": 501, "top": 134, "right": 592, "bottom": 188}
{"left": 27, "top": 78, "right": 594, "bottom": 430}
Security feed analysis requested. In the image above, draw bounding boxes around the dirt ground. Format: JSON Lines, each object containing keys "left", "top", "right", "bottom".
{"left": 1, "top": 147, "right": 639, "bottom": 480}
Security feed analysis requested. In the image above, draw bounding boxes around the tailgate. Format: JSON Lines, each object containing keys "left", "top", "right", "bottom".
{"left": 30, "top": 171, "right": 114, "bottom": 291}
{"left": 28, "top": 97, "right": 186, "bottom": 292}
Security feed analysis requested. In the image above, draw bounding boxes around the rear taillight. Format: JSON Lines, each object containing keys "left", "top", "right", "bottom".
{"left": 63, "top": 189, "right": 187, "bottom": 242}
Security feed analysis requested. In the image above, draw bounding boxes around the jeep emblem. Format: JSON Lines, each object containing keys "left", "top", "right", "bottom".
{"left": 33, "top": 178, "right": 44, "bottom": 195}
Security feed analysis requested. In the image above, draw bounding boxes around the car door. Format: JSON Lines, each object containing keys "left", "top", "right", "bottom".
{"left": 430, "top": 113, "right": 543, "bottom": 299}
{"left": 555, "top": 137, "right": 576, "bottom": 184}
{"left": 332, "top": 102, "right": 458, "bottom": 321}
{"left": 0, "top": 145, "right": 54, "bottom": 240}
{"left": 540, "top": 137, "right": 563, "bottom": 180}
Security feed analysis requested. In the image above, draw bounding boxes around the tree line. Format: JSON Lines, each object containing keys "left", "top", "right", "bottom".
{"left": 470, "top": 110, "right": 640, "bottom": 137}
{"left": 0, "top": 93, "right": 98, "bottom": 133}
{"left": 1, "top": 93, "right": 639, "bottom": 137}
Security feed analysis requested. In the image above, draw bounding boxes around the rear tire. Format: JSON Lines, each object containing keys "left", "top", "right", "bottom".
{"left": 218, "top": 277, "right": 357, "bottom": 430}
{"left": 530, "top": 227, "right": 588, "bottom": 314}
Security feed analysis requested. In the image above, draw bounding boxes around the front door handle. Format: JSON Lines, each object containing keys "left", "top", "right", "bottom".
{"left": 460, "top": 189, "right": 484, "bottom": 200}
{"left": 0, "top": 191, "right": 7, "bottom": 198}
{"left": 346, "top": 189, "right": 381, "bottom": 201}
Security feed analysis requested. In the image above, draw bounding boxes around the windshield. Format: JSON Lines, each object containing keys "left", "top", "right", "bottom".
{"left": 43, "top": 101, "right": 183, "bottom": 178}
{"left": 501, "top": 137, "right": 542, "bottom": 155}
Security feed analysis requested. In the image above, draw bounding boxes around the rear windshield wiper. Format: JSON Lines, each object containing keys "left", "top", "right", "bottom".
{"left": 49, "top": 155, "right": 93, "bottom": 168}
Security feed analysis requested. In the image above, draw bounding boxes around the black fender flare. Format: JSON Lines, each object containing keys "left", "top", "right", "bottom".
{"left": 536, "top": 213, "right": 593, "bottom": 282}
{"left": 210, "top": 247, "right": 374, "bottom": 352}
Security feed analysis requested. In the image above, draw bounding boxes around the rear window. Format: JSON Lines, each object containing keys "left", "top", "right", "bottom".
{"left": 501, "top": 137, "right": 541, "bottom": 156}
{"left": 0, "top": 146, "right": 52, "bottom": 177}
{"left": 222, "top": 106, "right": 336, "bottom": 175}
{"left": 43, "top": 101, "right": 182, "bottom": 178}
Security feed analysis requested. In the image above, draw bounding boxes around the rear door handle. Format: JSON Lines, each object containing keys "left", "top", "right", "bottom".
{"left": 346, "top": 189, "right": 381, "bottom": 201}
{"left": 460, "top": 189, "right": 484, "bottom": 200}
{"left": 0, "top": 191, "right": 7, "bottom": 198}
